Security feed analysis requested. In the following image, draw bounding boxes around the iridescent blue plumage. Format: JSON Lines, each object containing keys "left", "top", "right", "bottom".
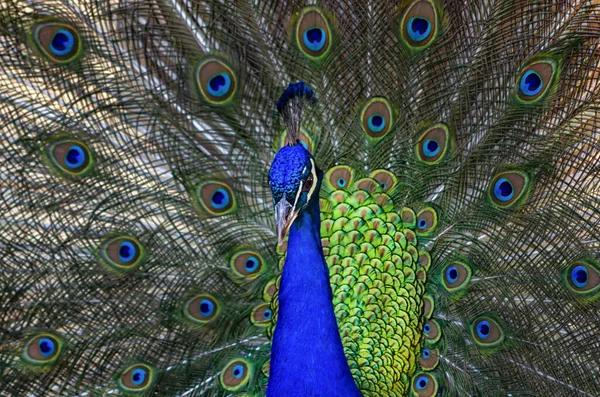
{"left": 267, "top": 83, "right": 361, "bottom": 397}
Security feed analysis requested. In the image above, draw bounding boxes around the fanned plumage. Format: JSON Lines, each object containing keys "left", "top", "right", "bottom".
{"left": 1, "top": 0, "right": 600, "bottom": 396}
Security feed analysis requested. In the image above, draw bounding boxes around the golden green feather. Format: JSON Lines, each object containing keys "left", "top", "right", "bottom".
{"left": 269, "top": 167, "right": 428, "bottom": 396}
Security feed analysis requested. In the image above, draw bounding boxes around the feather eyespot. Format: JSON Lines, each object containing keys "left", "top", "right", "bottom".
{"left": 564, "top": 260, "right": 600, "bottom": 297}
{"left": 21, "top": 333, "right": 64, "bottom": 366}
{"left": 416, "top": 123, "right": 451, "bottom": 164}
{"left": 325, "top": 166, "right": 354, "bottom": 191}
{"left": 422, "top": 295, "right": 434, "bottom": 319}
{"left": 263, "top": 280, "right": 278, "bottom": 302}
{"left": 99, "top": 235, "right": 146, "bottom": 273}
{"left": 419, "top": 347, "right": 439, "bottom": 370}
{"left": 423, "top": 319, "right": 441, "bottom": 344}
{"left": 400, "top": 0, "right": 439, "bottom": 50}
{"left": 418, "top": 252, "right": 431, "bottom": 270}
{"left": 355, "top": 178, "right": 380, "bottom": 193}
{"left": 295, "top": 7, "right": 332, "bottom": 60}
{"left": 32, "top": 21, "right": 82, "bottom": 63}
{"left": 415, "top": 207, "right": 438, "bottom": 236}
{"left": 195, "top": 181, "right": 236, "bottom": 216}
{"left": 369, "top": 170, "right": 397, "bottom": 194}
{"left": 517, "top": 59, "right": 557, "bottom": 103}
{"left": 231, "top": 251, "right": 264, "bottom": 279}
{"left": 360, "top": 98, "right": 394, "bottom": 140}
{"left": 44, "top": 138, "right": 94, "bottom": 177}
{"left": 488, "top": 170, "right": 530, "bottom": 209}
{"left": 185, "top": 294, "right": 219, "bottom": 324}
{"left": 220, "top": 359, "right": 252, "bottom": 390}
{"left": 251, "top": 303, "right": 273, "bottom": 327}
{"left": 195, "top": 57, "right": 237, "bottom": 104}
{"left": 401, "top": 207, "right": 417, "bottom": 229}
{"left": 471, "top": 316, "right": 504, "bottom": 347}
{"left": 117, "top": 364, "right": 156, "bottom": 392}
{"left": 441, "top": 261, "right": 472, "bottom": 293}
{"left": 411, "top": 372, "right": 438, "bottom": 396}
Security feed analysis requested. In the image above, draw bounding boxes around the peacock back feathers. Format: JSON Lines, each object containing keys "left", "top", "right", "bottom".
{"left": 1, "top": 0, "right": 600, "bottom": 396}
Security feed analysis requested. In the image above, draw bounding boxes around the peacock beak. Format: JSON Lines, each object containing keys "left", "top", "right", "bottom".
{"left": 275, "top": 198, "right": 298, "bottom": 247}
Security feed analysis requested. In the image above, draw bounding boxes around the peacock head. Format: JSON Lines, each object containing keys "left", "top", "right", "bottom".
{"left": 269, "top": 143, "right": 322, "bottom": 245}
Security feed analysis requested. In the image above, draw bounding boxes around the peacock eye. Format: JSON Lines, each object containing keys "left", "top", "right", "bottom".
{"left": 488, "top": 170, "right": 530, "bottom": 209}
{"left": 230, "top": 251, "right": 264, "bottom": 280}
{"left": 32, "top": 21, "right": 82, "bottom": 64}
{"left": 220, "top": 359, "right": 252, "bottom": 391}
{"left": 360, "top": 97, "right": 394, "bottom": 140}
{"left": 45, "top": 138, "right": 94, "bottom": 178}
{"left": 441, "top": 261, "right": 472, "bottom": 292}
{"left": 251, "top": 303, "right": 273, "bottom": 326}
{"left": 419, "top": 347, "right": 440, "bottom": 370}
{"left": 98, "top": 235, "right": 146, "bottom": 273}
{"left": 195, "top": 181, "right": 237, "bottom": 216}
{"left": 411, "top": 372, "right": 438, "bottom": 396}
{"left": 517, "top": 59, "right": 558, "bottom": 103}
{"left": 415, "top": 207, "right": 438, "bottom": 236}
{"left": 303, "top": 175, "right": 314, "bottom": 191}
{"left": 416, "top": 123, "right": 451, "bottom": 164}
{"left": 325, "top": 165, "right": 354, "bottom": 191}
{"left": 21, "top": 333, "right": 64, "bottom": 365}
{"left": 563, "top": 260, "right": 600, "bottom": 295}
{"left": 195, "top": 57, "right": 237, "bottom": 104}
{"left": 400, "top": 0, "right": 439, "bottom": 51}
{"left": 471, "top": 316, "right": 504, "bottom": 347}
{"left": 117, "top": 364, "right": 156, "bottom": 392}
{"left": 184, "top": 294, "right": 220, "bottom": 324}
{"left": 295, "top": 7, "right": 332, "bottom": 60}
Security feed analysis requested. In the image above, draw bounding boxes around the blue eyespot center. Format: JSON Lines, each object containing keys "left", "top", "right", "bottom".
{"left": 422, "top": 348, "right": 430, "bottom": 359}
{"left": 520, "top": 70, "right": 543, "bottom": 96}
{"left": 118, "top": 241, "right": 137, "bottom": 263}
{"left": 418, "top": 219, "right": 427, "bottom": 229}
{"left": 211, "top": 188, "right": 230, "bottom": 209}
{"left": 380, "top": 182, "right": 387, "bottom": 190}
{"left": 303, "top": 27, "right": 326, "bottom": 52}
{"left": 50, "top": 29, "right": 75, "bottom": 56}
{"left": 38, "top": 337, "right": 56, "bottom": 357}
{"left": 424, "top": 322, "right": 431, "bottom": 334}
{"left": 423, "top": 139, "right": 440, "bottom": 157}
{"left": 207, "top": 73, "right": 232, "bottom": 97}
{"left": 494, "top": 178, "right": 514, "bottom": 201}
{"left": 131, "top": 368, "right": 148, "bottom": 386}
{"left": 368, "top": 114, "right": 386, "bottom": 133}
{"left": 263, "top": 309, "right": 273, "bottom": 319}
{"left": 476, "top": 320, "right": 491, "bottom": 339}
{"left": 232, "top": 364, "right": 245, "bottom": 379}
{"left": 244, "top": 256, "right": 259, "bottom": 272}
{"left": 446, "top": 265, "right": 459, "bottom": 283}
{"left": 337, "top": 178, "right": 347, "bottom": 188}
{"left": 408, "top": 17, "right": 432, "bottom": 42}
{"left": 199, "top": 298, "right": 215, "bottom": 317}
{"left": 571, "top": 265, "right": 589, "bottom": 288}
{"left": 65, "top": 145, "right": 85, "bottom": 169}
{"left": 416, "top": 375, "right": 429, "bottom": 390}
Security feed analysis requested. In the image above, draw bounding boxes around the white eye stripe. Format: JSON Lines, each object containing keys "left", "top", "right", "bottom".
{"left": 292, "top": 159, "right": 318, "bottom": 209}
{"left": 307, "top": 159, "right": 318, "bottom": 200}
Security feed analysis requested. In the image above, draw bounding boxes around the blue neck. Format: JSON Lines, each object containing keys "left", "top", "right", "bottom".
{"left": 267, "top": 198, "right": 361, "bottom": 397}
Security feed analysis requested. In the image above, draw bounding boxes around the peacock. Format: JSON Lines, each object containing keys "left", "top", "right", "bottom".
{"left": 1, "top": 0, "right": 600, "bottom": 395}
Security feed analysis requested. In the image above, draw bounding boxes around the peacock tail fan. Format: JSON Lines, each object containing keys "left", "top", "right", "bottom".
{"left": 0, "top": 0, "right": 599, "bottom": 396}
